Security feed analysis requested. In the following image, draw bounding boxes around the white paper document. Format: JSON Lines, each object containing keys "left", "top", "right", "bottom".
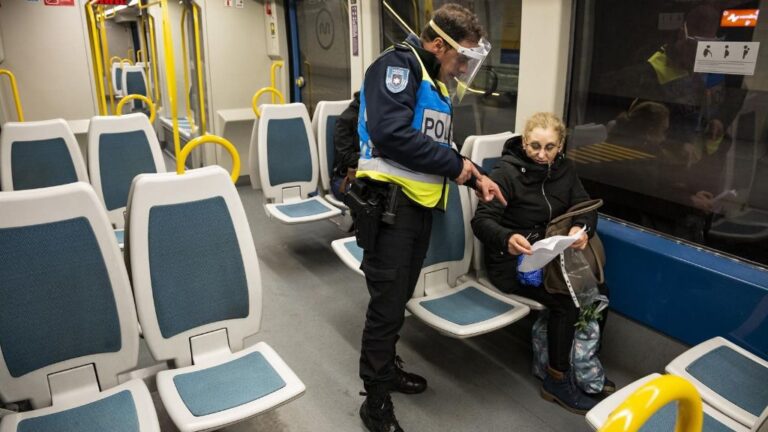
{"left": 518, "top": 228, "right": 585, "bottom": 272}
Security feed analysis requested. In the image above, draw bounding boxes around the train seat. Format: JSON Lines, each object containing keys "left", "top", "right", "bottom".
{"left": 0, "top": 182, "right": 159, "bottom": 432}
{"left": 257, "top": 103, "right": 341, "bottom": 224}
{"left": 0, "top": 119, "right": 88, "bottom": 191}
{"left": 666, "top": 337, "right": 768, "bottom": 428}
{"left": 87, "top": 113, "right": 166, "bottom": 230}
{"left": 111, "top": 62, "right": 124, "bottom": 98}
{"left": 405, "top": 182, "right": 530, "bottom": 338}
{"left": 586, "top": 374, "right": 752, "bottom": 432}
{"left": 121, "top": 66, "right": 150, "bottom": 111}
{"left": 125, "top": 166, "right": 305, "bottom": 432}
{"left": 467, "top": 132, "right": 546, "bottom": 311}
{"left": 331, "top": 236, "right": 364, "bottom": 277}
{"left": 312, "top": 99, "right": 352, "bottom": 209}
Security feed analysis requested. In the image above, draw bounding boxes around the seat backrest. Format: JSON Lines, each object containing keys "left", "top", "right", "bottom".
{"left": 469, "top": 132, "right": 516, "bottom": 274}
{"left": 126, "top": 166, "right": 262, "bottom": 367}
{"left": 121, "top": 66, "right": 149, "bottom": 109}
{"left": 0, "top": 183, "right": 139, "bottom": 408}
{"left": 313, "top": 99, "right": 352, "bottom": 193}
{"left": 88, "top": 113, "right": 166, "bottom": 229}
{"left": 257, "top": 103, "right": 319, "bottom": 203}
{"left": 412, "top": 182, "right": 473, "bottom": 298}
{"left": 0, "top": 119, "right": 89, "bottom": 191}
{"left": 753, "top": 405, "right": 768, "bottom": 432}
{"left": 111, "top": 63, "right": 124, "bottom": 94}
{"left": 570, "top": 123, "right": 607, "bottom": 149}
{"left": 460, "top": 134, "right": 480, "bottom": 158}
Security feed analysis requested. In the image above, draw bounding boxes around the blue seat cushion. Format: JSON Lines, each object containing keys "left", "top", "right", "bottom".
{"left": 0, "top": 217, "right": 121, "bottom": 377}
{"left": 115, "top": 229, "right": 125, "bottom": 245}
{"left": 419, "top": 286, "right": 515, "bottom": 326}
{"left": 11, "top": 138, "right": 79, "bottom": 190}
{"left": 266, "top": 118, "right": 313, "bottom": 186}
{"left": 638, "top": 402, "right": 732, "bottom": 432}
{"left": 344, "top": 239, "right": 363, "bottom": 263}
{"left": 686, "top": 345, "right": 768, "bottom": 416}
{"left": 173, "top": 351, "right": 286, "bottom": 417}
{"left": 481, "top": 156, "right": 500, "bottom": 174}
{"left": 149, "top": 196, "right": 249, "bottom": 338}
{"left": 423, "top": 182, "right": 464, "bottom": 267}
{"left": 17, "top": 390, "right": 139, "bottom": 432}
{"left": 99, "top": 130, "right": 157, "bottom": 210}
{"left": 274, "top": 199, "right": 331, "bottom": 218}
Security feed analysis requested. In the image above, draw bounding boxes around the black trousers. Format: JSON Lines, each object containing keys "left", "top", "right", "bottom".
{"left": 359, "top": 195, "right": 432, "bottom": 394}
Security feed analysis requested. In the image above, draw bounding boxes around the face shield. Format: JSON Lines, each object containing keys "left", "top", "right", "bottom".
{"left": 428, "top": 19, "right": 491, "bottom": 102}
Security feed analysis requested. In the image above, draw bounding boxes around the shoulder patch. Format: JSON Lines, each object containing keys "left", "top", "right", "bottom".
{"left": 385, "top": 66, "right": 409, "bottom": 93}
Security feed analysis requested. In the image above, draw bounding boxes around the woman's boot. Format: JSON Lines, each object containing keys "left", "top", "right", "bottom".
{"left": 541, "top": 366, "right": 598, "bottom": 414}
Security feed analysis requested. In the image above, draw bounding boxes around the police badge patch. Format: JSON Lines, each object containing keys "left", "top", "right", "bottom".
{"left": 385, "top": 66, "right": 409, "bottom": 93}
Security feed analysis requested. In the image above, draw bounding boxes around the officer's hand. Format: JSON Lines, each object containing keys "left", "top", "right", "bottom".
{"left": 454, "top": 159, "right": 475, "bottom": 185}
{"left": 508, "top": 234, "right": 532, "bottom": 256}
{"left": 475, "top": 175, "right": 508, "bottom": 206}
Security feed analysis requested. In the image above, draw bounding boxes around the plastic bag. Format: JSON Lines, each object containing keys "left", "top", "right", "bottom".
{"left": 531, "top": 296, "right": 609, "bottom": 394}
{"left": 561, "top": 248, "right": 600, "bottom": 308}
{"left": 517, "top": 254, "right": 543, "bottom": 287}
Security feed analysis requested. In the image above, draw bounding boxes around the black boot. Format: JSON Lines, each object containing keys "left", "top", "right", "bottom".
{"left": 541, "top": 366, "right": 598, "bottom": 415}
{"left": 392, "top": 356, "right": 427, "bottom": 394}
{"left": 359, "top": 392, "right": 404, "bottom": 432}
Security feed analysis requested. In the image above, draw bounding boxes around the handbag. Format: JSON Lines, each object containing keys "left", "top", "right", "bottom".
{"left": 543, "top": 199, "right": 606, "bottom": 302}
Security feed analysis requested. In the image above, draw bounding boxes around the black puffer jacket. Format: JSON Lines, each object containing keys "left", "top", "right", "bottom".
{"left": 471, "top": 136, "right": 596, "bottom": 292}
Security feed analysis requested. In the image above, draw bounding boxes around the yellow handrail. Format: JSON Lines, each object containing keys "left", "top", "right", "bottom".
{"left": 251, "top": 87, "right": 285, "bottom": 118}
{"left": 98, "top": 6, "right": 116, "bottom": 114}
{"left": 110, "top": 56, "right": 123, "bottom": 65}
{"left": 138, "top": 0, "right": 161, "bottom": 10}
{"left": 180, "top": 6, "right": 196, "bottom": 130}
{"left": 269, "top": 61, "right": 284, "bottom": 104}
{"left": 178, "top": 134, "right": 241, "bottom": 183}
{"left": 159, "top": 0, "right": 183, "bottom": 173}
{"left": 147, "top": 16, "right": 161, "bottom": 103}
{"left": 116, "top": 94, "right": 157, "bottom": 123}
{"left": 191, "top": 5, "right": 207, "bottom": 135}
{"left": 122, "top": 57, "right": 135, "bottom": 66}
{"left": 0, "top": 69, "right": 24, "bottom": 122}
{"left": 138, "top": 16, "right": 153, "bottom": 103}
{"left": 86, "top": 1, "right": 108, "bottom": 115}
{"left": 599, "top": 375, "right": 703, "bottom": 432}
{"left": 136, "top": 49, "right": 145, "bottom": 64}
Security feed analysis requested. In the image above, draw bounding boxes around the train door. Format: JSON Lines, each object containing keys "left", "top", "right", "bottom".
{"left": 288, "top": 0, "right": 353, "bottom": 115}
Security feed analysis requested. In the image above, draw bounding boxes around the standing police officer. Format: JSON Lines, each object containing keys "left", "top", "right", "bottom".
{"left": 353, "top": 4, "right": 505, "bottom": 431}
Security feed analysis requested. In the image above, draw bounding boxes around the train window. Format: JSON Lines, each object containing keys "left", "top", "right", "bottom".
{"left": 381, "top": 0, "right": 522, "bottom": 146}
{"left": 295, "top": 0, "right": 352, "bottom": 115}
{"left": 567, "top": 1, "right": 768, "bottom": 268}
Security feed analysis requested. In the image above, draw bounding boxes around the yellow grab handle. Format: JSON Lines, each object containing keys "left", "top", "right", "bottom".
{"left": 269, "top": 61, "right": 284, "bottom": 103}
{"left": 252, "top": 87, "right": 285, "bottom": 118}
{"left": 0, "top": 69, "right": 24, "bottom": 122}
{"left": 177, "top": 134, "right": 241, "bottom": 183}
{"left": 116, "top": 94, "right": 157, "bottom": 124}
{"left": 599, "top": 375, "right": 703, "bottom": 432}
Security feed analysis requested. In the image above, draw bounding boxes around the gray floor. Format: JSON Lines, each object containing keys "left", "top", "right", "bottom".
{"left": 144, "top": 185, "right": 652, "bottom": 432}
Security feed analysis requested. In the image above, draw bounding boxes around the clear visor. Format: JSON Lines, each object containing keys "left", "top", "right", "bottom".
{"left": 428, "top": 20, "right": 491, "bottom": 102}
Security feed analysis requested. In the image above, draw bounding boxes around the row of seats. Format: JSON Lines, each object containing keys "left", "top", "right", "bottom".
{"left": 0, "top": 114, "right": 166, "bottom": 247}
{"left": 111, "top": 62, "right": 150, "bottom": 106}
{"left": 589, "top": 337, "right": 768, "bottom": 431}
{"left": 0, "top": 166, "right": 305, "bottom": 431}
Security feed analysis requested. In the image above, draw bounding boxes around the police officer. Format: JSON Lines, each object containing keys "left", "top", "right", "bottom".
{"left": 354, "top": 4, "right": 505, "bottom": 431}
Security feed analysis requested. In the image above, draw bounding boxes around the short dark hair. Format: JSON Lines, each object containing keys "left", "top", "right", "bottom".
{"left": 420, "top": 3, "right": 483, "bottom": 45}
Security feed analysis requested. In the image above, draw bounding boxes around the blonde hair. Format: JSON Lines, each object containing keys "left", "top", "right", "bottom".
{"left": 523, "top": 112, "right": 566, "bottom": 146}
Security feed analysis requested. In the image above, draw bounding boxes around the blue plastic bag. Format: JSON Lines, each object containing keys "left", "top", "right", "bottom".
{"left": 517, "top": 254, "right": 543, "bottom": 287}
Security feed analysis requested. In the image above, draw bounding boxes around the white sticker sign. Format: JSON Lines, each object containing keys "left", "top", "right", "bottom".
{"left": 694, "top": 41, "right": 760, "bottom": 76}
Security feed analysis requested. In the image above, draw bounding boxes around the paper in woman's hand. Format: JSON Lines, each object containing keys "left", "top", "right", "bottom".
{"left": 518, "top": 228, "right": 586, "bottom": 272}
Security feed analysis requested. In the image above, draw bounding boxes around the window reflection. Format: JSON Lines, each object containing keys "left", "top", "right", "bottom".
{"left": 381, "top": 0, "right": 521, "bottom": 145}
{"left": 568, "top": 1, "right": 767, "bottom": 267}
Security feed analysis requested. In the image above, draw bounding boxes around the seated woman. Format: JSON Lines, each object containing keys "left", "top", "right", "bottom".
{"left": 471, "top": 112, "right": 608, "bottom": 414}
